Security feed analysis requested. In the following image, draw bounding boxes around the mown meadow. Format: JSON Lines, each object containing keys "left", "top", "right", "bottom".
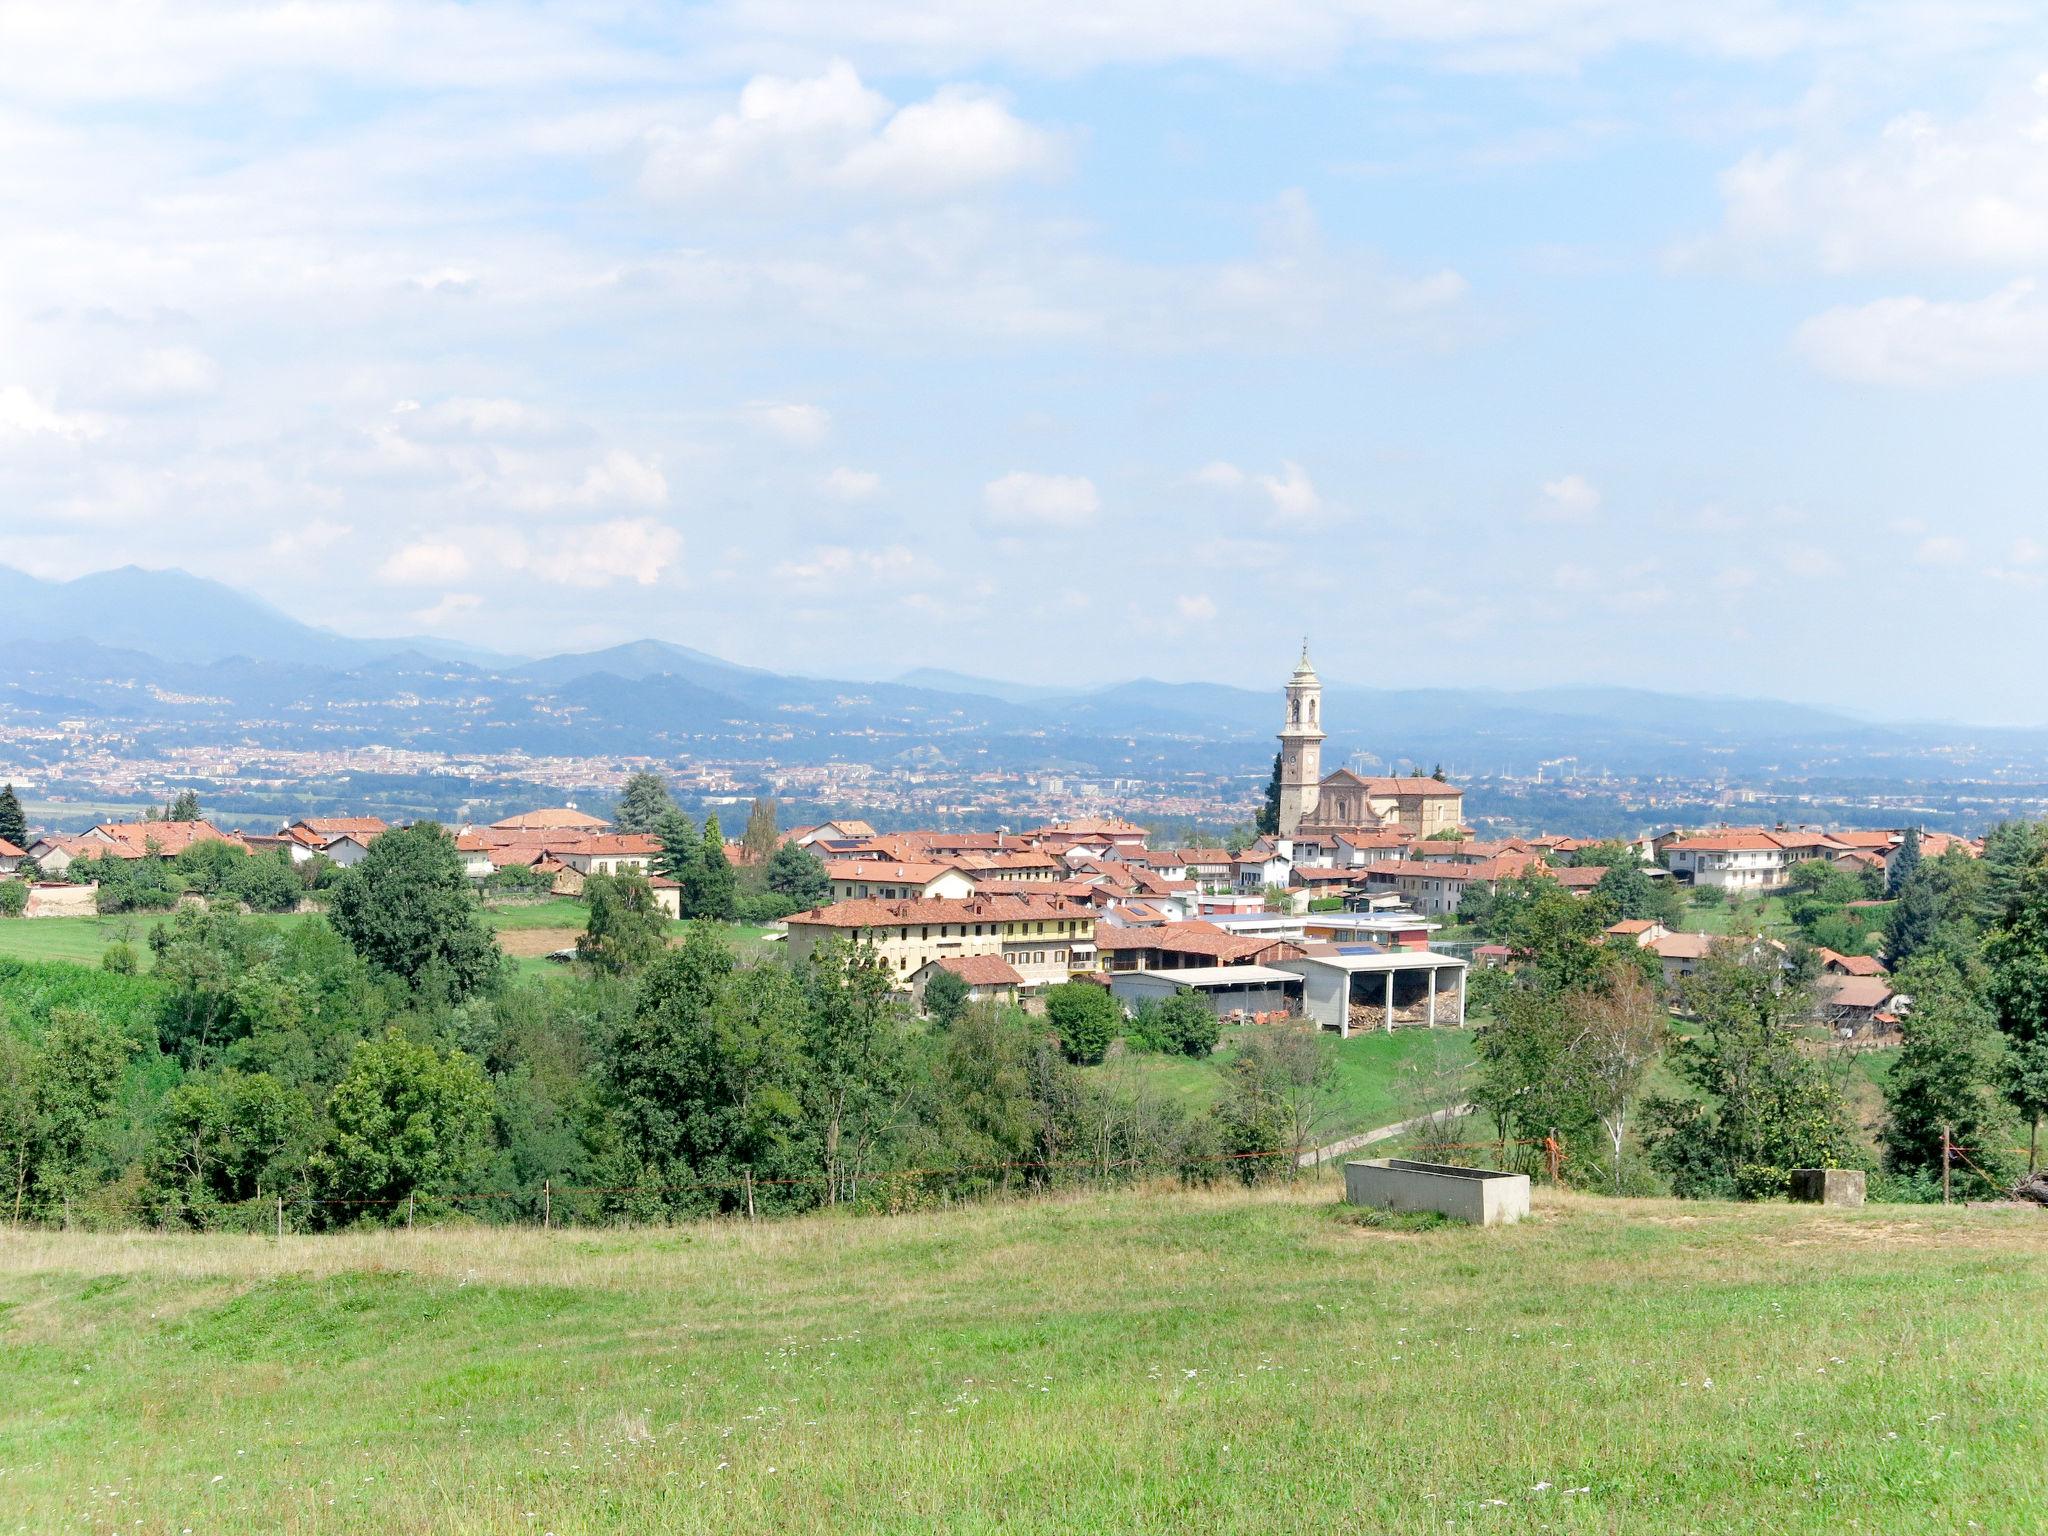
{"left": 3, "top": 1182, "right": 2044, "bottom": 1534}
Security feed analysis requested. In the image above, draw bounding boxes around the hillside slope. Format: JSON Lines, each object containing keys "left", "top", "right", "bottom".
{"left": 4, "top": 1185, "right": 2043, "bottom": 1533}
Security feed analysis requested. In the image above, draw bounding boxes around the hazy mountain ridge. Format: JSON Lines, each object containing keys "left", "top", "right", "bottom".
{"left": 5, "top": 565, "right": 2046, "bottom": 779}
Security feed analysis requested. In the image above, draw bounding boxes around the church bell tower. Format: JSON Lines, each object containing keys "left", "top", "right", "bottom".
{"left": 1277, "top": 641, "right": 1325, "bottom": 837}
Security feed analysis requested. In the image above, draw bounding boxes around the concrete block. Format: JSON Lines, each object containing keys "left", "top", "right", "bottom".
{"left": 1789, "top": 1168, "right": 1865, "bottom": 1207}
{"left": 1344, "top": 1158, "right": 1530, "bottom": 1226}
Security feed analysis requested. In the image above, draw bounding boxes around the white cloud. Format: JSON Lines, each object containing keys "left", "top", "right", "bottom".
{"left": 1175, "top": 592, "right": 1218, "bottom": 622}
{"left": 413, "top": 591, "right": 483, "bottom": 628}
{"left": 2014, "top": 536, "right": 2047, "bottom": 565}
{"left": 505, "top": 519, "right": 684, "bottom": 588}
{"left": 378, "top": 540, "right": 473, "bottom": 586}
{"left": 1188, "top": 458, "right": 1326, "bottom": 522}
{"left": 1259, "top": 460, "right": 1322, "bottom": 521}
{"left": 640, "top": 62, "right": 1057, "bottom": 205}
{"left": 982, "top": 471, "right": 1100, "bottom": 530}
{"left": 0, "top": 384, "right": 105, "bottom": 442}
{"left": 747, "top": 401, "right": 833, "bottom": 446}
{"left": 124, "top": 346, "right": 219, "bottom": 400}
{"left": 1706, "top": 80, "right": 2048, "bottom": 273}
{"left": 1187, "top": 461, "right": 1247, "bottom": 490}
{"left": 507, "top": 451, "right": 670, "bottom": 512}
{"left": 1536, "top": 473, "right": 1602, "bottom": 520}
{"left": 1795, "top": 281, "right": 2048, "bottom": 386}
{"left": 772, "top": 543, "right": 926, "bottom": 585}
{"left": 1915, "top": 535, "right": 1967, "bottom": 567}
{"left": 820, "top": 465, "right": 881, "bottom": 501}
{"left": 704, "top": 0, "right": 1819, "bottom": 75}
{"left": 267, "top": 518, "right": 353, "bottom": 558}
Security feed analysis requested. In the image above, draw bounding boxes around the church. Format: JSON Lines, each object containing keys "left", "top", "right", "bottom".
{"left": 1276, "top": 644, "right": 1464, "bottom": 839}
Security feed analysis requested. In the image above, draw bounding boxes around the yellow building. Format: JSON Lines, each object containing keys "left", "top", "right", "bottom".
{"left": 783, "top": 894, "right": 1097, "bottom": 990}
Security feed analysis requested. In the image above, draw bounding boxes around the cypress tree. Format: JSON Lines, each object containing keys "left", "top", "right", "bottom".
{"left": 0, "top": 784, "right": 26, "bottom": 849}
{"left": 1887, "top": 826, "right": 1922, "bottom": 898}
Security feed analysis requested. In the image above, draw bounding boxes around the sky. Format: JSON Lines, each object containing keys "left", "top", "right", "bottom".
{"left": 4, "top": 2, "right": 2048, "bottom": 721}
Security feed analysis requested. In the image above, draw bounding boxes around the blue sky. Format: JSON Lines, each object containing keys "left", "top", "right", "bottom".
{"left": 4, "top": 2, "right": 2048, "bottom": 720}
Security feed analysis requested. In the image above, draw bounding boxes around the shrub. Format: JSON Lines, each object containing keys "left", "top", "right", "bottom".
{"left": 734, "top": 888, "right": 801, "bottom": 923}
{"left": 0, "top": 880, "right": 26, "bottom": 919}
{"left": 100, "top": 942, "right": 139, "bottom": 974}
{"left": 1044, "top": 982, "right": 1118, "bottom": 1065}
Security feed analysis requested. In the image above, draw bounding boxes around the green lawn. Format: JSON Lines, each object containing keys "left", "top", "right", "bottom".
{"left": 3, "top": 1185, "right": 2043, "bottom": 1534}
{"left": 1679, "top": 894, "right": 1794, "bottom": 936}
{"left": 0, "top": 902, "right": 780, "bottom": 974}
{"left": 1100, "top": 1026, "right": 1475, "bottom": 1139}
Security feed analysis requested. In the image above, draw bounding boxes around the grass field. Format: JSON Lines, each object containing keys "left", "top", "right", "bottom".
{"left": 2, "top": 1183, "right": 2044, "bottom": 1534}
{"left": 1104, "top": 1025, "right": 1474, "bottom": 1139}
{"left": 0, "top": 902, "right": 780, "bottom": 977}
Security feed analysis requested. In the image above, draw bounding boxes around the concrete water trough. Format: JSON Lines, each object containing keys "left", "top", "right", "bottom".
{"left": 1344, "top": 1158, "right": 1531, "bottom": 1226}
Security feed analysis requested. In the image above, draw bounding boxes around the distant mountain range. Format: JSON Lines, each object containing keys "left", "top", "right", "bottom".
{"left": 4, "top": 564, "right": 2046, "bottom": 782}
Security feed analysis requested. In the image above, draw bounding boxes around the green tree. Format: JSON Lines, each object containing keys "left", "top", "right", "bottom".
{"left": 612, "top": 771, "right": 676, "bottom": 835}
{"left": 1044, "top": 981, "right": 1118, "bottom": 1065}
{"left": 0, "top": 882, "right": 25, "bottom": 919}
{"left": 1978, "top": 820, "right": 2045, "bottom": 928}
{"left": 1149, "top": 989, "right": 1221, "bottom": 1059}
{"left": 1987, "top": 855, "right": 2048, "bottom": 1169}
{"left": 312, "top": 1030, "right": 494, "bottom": 1218}
{"left": 146, "top": 1070, "right": 318, "bottom": 1226}
{"left": 595, "top": 926, "right": 809, "bottom": 1217}
{"left": 1256, "top": 752, "right": 1282, "bottom": 837}
{"left": 1885, "top": 870, "right": 1939, "bottom": 971}
{"left": 327, "top": 821, "right": 500, "bottom": 999}
{"left": 576, "top": 873, "right": 669, "bottom": 976}
{"left": 1879, "top": 958, "right": 2018, "bottom": 1192}
{"left": 0, "top": 784, "right": 26, "bottom": 849}
{"left": 921, "top": 965, "right": 970, "bottom": 1028}
{"left": 1214, "top": 1025, "right": 1331, "bottom": 1179}
{"left": 173, "top": 837, "right": 246, "bottom": 895}
{"left": 742, "top": 798, "right": 779, "bottom": 864}
{"left": 1886, "top": 827, "right": 1921, "bottom": 898}
{"left": 234, "top": 847, "right": 303, "bottom": 913}
{"left": 164, "top": 789, "right": 202, "bottom": 822}
{"left": 1644, "top": 945, "right": 1857, "bottom": 1198}
{"left": 800, "top": 939, "right": 911, "bottom": 1204}
{"left": 765, "top": 840, "right": 830, "bottom": 909}
{"left": 1, "top": 1010, "right": 135, "bottom": 1223}
{"left": 653, "top": 808, "right": 699, "bottom": 887}
{"left": 684, "top": 815, "right": 738, "bottom": 921}
{"left": 1492, "top": 871, "right": 1619, "bottom": 992}
{"left": 1592, "top": 861, "right": 1682, "bottom": 926}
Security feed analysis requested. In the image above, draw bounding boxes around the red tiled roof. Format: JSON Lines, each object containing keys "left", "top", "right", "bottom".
{"left": 0, "top": 838, "right": 23, "bottom": 858}
{"left": 293, "top": 816, "right": 390, "bottom": 838}
{"left": 925, "top": 954, "right": 1024, "bottom": 987}
{"left": 490, "top": 808, "right": 610, "bottom": 831}
{"left": 787, "top": 894, "right": 1093, "bottom": 929}
{"left": 1825, "top": 975, "right": 1894, "bottom": 1009}
{"left": 87, "top": 820, "right": 246, "bottom": 858}
{"left": 824, "top": 860, "right": 959, "bottom": 884}
{"left": 570, "top": 833, "right": 663, "bottom": 855}
{"left": 1094, "top": 921, "right": 1275, "bottom": 962}
{"left": 1649, "top": 932, "right": 1716, "bottom": 960}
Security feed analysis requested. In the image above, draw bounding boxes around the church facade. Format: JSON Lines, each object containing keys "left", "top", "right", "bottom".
{"left": 1275, "top": 646, "right": 1465, "bottom": 839}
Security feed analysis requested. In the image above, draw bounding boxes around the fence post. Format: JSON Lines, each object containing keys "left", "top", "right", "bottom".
{"left": 275, "top": 1195, "right": 283, "bottom": 1245}
{"left": 407, "top": 1190, "right": 415, "bottom": 1229}
{"left": 1941, "top": 1124, "right": 1952, "bottom": 1206}
{"left": 543, "top": 1178, "right": 552, "bottom": 1231}
{"left": 1546, "top": 1130, "right": 1561, "bottom": 1184}
{"left": 745, "top": 1169, "right": 756, "bottom": 1221}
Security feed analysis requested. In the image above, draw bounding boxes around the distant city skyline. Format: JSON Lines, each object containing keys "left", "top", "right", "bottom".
{"left": 5, "top": 6, "right": 2048, "bottom": 719}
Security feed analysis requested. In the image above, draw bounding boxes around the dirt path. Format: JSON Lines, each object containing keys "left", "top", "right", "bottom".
{"left": 1297, "top": 1104, "right": 1472, "bottom": 1169}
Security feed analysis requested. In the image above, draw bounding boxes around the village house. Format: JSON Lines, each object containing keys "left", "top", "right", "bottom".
{"left": 911, "top": 953, "right": 1024, "bottom": 1010}
{"left": 783, "top": 893, "right": 1098, "bottom": 991}
{"left": 825, "top": 860, "right": 977, "bottom": 902}
{"left": 1094, "top": 919, "right": 1303, "bottom": 972}
{"left": 0, "top": 838, "right": 23, "bottom": 876}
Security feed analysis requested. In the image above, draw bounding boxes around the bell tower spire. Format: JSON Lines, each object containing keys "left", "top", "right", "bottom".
{"left": 1277, "top": 643, "right": 1325, "bottom": 837}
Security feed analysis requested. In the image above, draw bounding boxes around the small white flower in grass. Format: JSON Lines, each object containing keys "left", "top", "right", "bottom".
{"left": 1531, "top": 1482, "right": 1551, "bottom": 1492}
